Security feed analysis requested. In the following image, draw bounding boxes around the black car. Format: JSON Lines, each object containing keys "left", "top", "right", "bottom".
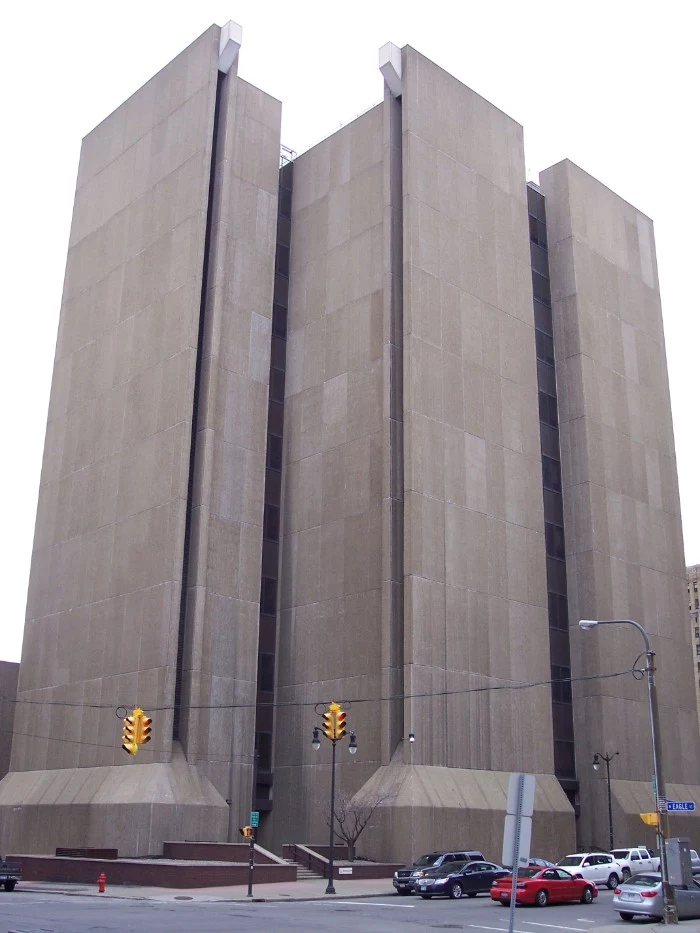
{"left": 393, "top": 850, "right": 484, "bottom": 894}
{"left": 415, "top": 860, "right": 509, "bottom": 900}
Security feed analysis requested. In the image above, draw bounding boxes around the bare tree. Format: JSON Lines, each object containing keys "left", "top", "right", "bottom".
{"left": 324, "top": 789, "right": 394, "bottom": 861}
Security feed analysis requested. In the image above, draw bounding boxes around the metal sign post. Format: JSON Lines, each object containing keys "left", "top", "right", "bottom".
{"left": 507, "top": 775, "right": 523, "bottom": 933}
{"left": 502, "top": 773, "right": 536, "bottom": 933}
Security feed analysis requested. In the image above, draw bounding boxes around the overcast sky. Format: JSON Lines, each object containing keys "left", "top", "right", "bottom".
{"left": 1, "top": 0, "right": 697, "bottom": 663}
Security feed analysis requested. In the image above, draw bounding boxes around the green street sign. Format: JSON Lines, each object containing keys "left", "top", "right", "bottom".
{"left": 250, "top": 810, "right": 260, "bottom": 827}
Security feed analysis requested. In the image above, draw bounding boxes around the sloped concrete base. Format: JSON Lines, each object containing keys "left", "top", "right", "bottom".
{"left": 349, "top": 750, "right": 576, "bottom": 865}
{"left": 603, "top": 779, "right": 700, "bottom": 852}
{"left": 0, "top": 745, "right": 228, "bottom": 857}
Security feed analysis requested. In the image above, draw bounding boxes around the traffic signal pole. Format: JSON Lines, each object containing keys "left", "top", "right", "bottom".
{"left": 326, "top": 736, "right": 337, "bottom": 895}
{"left": 247, "top": 831, "right": 255, "bottom": 898}
{"left": 312, "top": 701, "right": 357, "bottom": 895}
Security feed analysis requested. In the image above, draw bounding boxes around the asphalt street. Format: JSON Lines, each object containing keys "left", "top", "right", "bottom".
{"left": 2, "top": 889, "right": 629, "bottom": 932}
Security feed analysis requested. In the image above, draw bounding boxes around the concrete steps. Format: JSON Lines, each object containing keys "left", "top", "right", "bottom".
{"left": 283, "top": 858, "right": 324, "bottom": 880}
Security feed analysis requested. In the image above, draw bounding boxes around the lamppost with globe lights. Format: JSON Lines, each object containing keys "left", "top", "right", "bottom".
{"left": 593, "top": 750, "right": 619, "bottom": 850}
{"left": 312, "top": 701, "right": 357, "bottom": 894}
{"left": 579, "top": 618, "right": 677, "bottom": 924}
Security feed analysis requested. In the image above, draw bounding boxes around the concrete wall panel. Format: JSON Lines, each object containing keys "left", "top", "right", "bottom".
{"left": 10, "top": 27, "right": 221, "bottom": 779}
{"left": 541, "top": 159, "right": 700, "bottom": 845}
{"left": 402, "top": 48, "right": 553, "bottom": 775}
{"left": 177, "top": 73, "right": 281, "bottom": 823}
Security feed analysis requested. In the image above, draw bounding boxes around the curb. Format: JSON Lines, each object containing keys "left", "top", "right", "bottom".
{"left": 14, "top": 885, "right": 396, "bottom": 903}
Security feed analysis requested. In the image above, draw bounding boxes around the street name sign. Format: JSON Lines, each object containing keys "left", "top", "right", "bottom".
{"left": 667, "top": 801, "right": 696, "bottom": 812}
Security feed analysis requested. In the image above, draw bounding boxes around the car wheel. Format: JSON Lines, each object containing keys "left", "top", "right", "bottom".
{"left": 499, "top": 900, "right": 509, "bottom": 907}
{"left": 535, "top": 889, "right": 549, "bottom": 907}
{"left": 619, "top": 912, "right": 635, "bottom": 922}
{"left": 607, "top": 873, "right": 619, "bottom": 890}
{"left": 467, "top": 891, "right": 477, "bottom": 898}
{"left": 4, "top": 881, "right": 16, "bottom": 892}
{"left": 448, "top": 882, "right": 463, "bottom": 900}
{"left": 420, "top": 894, "right": 432, "bottom": 899}
{"left": 622, "top": 867, "right": 631, "bottom": 881}
{"left": 581, "top": 886, "right": 594, "bottom": 904}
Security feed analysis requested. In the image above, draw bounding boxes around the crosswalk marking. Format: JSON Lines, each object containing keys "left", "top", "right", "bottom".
{"left": 309, "top": 900, "right": 415, "bottom": 908}
{"left": 520, "top": 922, "right": 586, "bottom": 931}
{"left": 466, "top": 925, "right": 531, "bottom": 932}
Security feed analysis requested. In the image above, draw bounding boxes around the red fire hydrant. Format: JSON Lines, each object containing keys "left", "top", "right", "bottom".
{"left": 97, "top": 872, "right": 106, "bottom": 893}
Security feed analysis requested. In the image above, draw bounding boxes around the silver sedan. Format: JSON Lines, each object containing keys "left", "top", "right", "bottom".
{"left": 690, "top": 849, "right": 700, "bottom": 875}
{"left": 612, "top": 872, "right": 700, "bottom": 921}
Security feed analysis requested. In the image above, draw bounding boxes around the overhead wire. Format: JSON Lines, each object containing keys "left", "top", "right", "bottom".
{"left": 0, "top": 665, "right": 639, "bottom": 713}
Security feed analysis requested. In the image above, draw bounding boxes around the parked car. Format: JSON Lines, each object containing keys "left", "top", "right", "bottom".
{"left": 415, "top": 860, "right": 508, "bottom": 900}
{"left": 610, "top": 846, "right": 660, "bottom": 879}
{"left": 528, "top": 857, "right": 556, "bottom": 868}
{"left": 557, "top": 852, "right": 622, "bottom": 889}
{"left": 690, "top": 849, "right": 700, "bottom": 875}
{"left": 490, "top": 867, "right": 597, "bottom": 907}
{"left": 392, "top": 850, "right": 484, "bottom": 894}
{"left": 612, "top": 871, "right": 700, "bottom": 921}
{"left": 0, "top": 857, "right": 21, "bottom": 892}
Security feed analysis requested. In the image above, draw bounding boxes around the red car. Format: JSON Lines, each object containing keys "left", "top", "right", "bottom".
{"left": 490, "top": 867, "right": 598, "bottom": 907}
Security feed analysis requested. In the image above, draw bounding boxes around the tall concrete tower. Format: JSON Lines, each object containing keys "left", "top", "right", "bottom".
{"left": 1, "top": 25, "right": 697, "bottom": 861}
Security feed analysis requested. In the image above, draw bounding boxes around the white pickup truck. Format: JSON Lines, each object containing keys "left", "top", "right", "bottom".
{"left": 610, "top": 847, "right": 660, "bottom": 879}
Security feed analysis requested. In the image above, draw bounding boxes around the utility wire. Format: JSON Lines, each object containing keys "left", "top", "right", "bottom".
{"left": 0, "top": 666, "right": 637, "bottom": 712}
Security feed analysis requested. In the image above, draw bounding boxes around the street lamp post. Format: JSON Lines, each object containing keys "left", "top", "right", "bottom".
{"left": 593, "top": 751, "right": 619, "bottom": 851}
{"left": 579, "top": 619, "right": 678, "bottom": 925}
{"left": 312, "top": 701, "right": 357, "bottom": 895}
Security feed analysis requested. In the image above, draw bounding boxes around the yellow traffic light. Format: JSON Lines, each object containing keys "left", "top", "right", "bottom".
{"left": 121, "top": 713, "right": 138, "bottom": 755}
{"left": 137, "top": 711, "right": 152, "bottom": 746}
{"left": 322, "top": 708, "right": 334, "bottom": 740}
{"left": 121, "top": 707, "right": 153, "bottom": 754}
{"left": 321, "top": 701, "right": 348, "bottom": 741}
{"left": 640, "top": 811, "right": 659, "bottom": 826}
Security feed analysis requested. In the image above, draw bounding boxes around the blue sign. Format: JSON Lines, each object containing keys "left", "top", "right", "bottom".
{"left": 667, "top": 801, "right": 696, "bottom": 812}
{"left": 250, "top": 810, "right": 260, "bottom": 827}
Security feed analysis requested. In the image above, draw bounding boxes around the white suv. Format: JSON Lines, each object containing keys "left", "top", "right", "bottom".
{"left": 557, "top": 852, "right": 623, "bottom": 890}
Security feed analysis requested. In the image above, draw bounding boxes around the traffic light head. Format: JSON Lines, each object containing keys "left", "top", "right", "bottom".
{"left": 239, "top": 825, "right": 254, "bottom": 838}
{"left": 322, "top": 709, "right": 334, "bottom": 741}
{"left": 335, "top": 709, "right": 347, "bottom": 741}
{"left": 121, "top": 714, "right": 138, "bottom": 755}
{"left": 138, "top": 713, "right": 153, "bottom": 746}
{"left": 121, "top": 707, "right": 153, "bottom": 754}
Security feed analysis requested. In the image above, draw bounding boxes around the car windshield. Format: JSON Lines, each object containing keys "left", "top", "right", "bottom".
{"left": 611, "top": 850, "right": 630, "bottom": 858}
{"left": 625, "top": 874, "right": 660, "bottom": 887}
{"left": 432, "top": 862, "right": 466, "bottom": 875}
{"left": 557, "top": 856, "right": 582, "bottom": 867}
{"left": 414, "top": 854, "right": 440, "bottom": 867}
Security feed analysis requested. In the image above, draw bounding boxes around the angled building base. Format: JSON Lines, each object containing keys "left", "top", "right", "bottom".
{"left": 584, "top": 780, "right": 700, "bottom": 854}
{"left": 347, "top": 751, "right": 576, "bottom": 866}
{"left": 0, "top": 745, "right": 228, "bottom": 857}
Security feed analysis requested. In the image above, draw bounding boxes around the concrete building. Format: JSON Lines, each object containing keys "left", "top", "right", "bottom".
{"left": 689, "top": 565, "right": 700, "bottom": 732}
{"left": 0, "top": 23, "right": 698, "bottom": 861}
{"left": 0, "top": 662, "right": 19, "bottom": 782}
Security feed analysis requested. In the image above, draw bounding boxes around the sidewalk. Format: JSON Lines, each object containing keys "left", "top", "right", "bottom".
{"left": 15, "top": 876, "right": 397, "bottom": 902}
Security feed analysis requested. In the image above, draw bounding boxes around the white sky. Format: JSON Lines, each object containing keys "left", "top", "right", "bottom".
{"left": 1, "top": 0, "right": 698, "bottom": 663}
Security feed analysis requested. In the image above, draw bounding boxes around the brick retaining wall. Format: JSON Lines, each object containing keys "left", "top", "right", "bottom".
{"left": 10, "top": 855, "right": 294, "bottom": 887}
